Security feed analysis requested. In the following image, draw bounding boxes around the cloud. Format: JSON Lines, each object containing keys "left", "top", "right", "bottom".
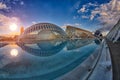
{"left": 0, "top": 0, "right": 25, "bottom": 11}
{"left": 20, "top": 1, "right": 24, "bottom": 5}
{"left": 81, "top": 15, "right": 89, "bottom": 19}
{"left": 73, "top": 15, "right": 79, "bottom": 19}
{"left": 32, "top": 21, "right": 37, "bottom": 24}
{"left": 71, "top": 0, "right": 120, "bottom": 34}
{"left": 11, "top": 0, "right": 25, "bottom": 5}
{"left": 77, "top": 2, "right": 98, "bottom": 14}
{"left": 111, "top": 0, "right": 117, "bottom": 10}
{"left": 74, "top": 23, "right": 81, "bottom": 26}
{"left": 76, "top": 0, "right": 120, "bottom": 31}
{"left": 90, "top": 15, "right": 95, "bottom": 20}
{"left": 0, "top": 14, "right": 21, "bottom": 33}
{"left": 90, "top": 0, "right": 120, "bottom": 31}
{"left": 64, "top": 23, "right": 81, "bottom": 27}
{"left": 78, "top": 5, "right": 87, "bottom": 13}
{"left": 73, "top": 1, "right": 81, "bottom": 9}
{"left": 88, "top": 3, "right": 98, "bottom": 7}
{"left": 0, "top": 2, "right": 7, "bottom": 9}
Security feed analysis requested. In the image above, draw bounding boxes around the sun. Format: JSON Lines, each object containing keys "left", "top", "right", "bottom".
{"left": 9, "top": 23, "right": 17, "bottom": 31}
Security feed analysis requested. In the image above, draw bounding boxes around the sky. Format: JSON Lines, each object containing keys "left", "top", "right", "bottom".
{"left": 0, "top": 0, "right": 120, "bottom": 34}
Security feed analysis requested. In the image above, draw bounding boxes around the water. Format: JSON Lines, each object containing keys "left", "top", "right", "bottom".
{"left": 0, "top": 39, "right": 100, "bottom": 80}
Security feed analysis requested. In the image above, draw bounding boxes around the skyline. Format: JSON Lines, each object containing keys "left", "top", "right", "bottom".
{"left": 0, "top": 0, "right": 120, "bottom": 34}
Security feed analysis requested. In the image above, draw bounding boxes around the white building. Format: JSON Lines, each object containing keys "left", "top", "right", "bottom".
{"left": 19, "top": 23, "right": 66, "bottom": 42}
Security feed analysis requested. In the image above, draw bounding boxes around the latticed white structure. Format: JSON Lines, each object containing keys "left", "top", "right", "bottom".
{"left": 19, "top": 23, "right": 66, "bottom": 42}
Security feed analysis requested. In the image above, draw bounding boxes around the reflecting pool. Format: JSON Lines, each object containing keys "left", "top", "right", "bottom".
{"left": 0, "top": 39, "right": 100, "bottom": 80}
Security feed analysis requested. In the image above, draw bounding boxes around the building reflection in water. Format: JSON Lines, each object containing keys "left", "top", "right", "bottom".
{"left": 66, "top": 39, "right": 93, "bottom": 50}
{"left": 17, "top": 40, "right": 66, "bottom": 57}
{"left": 0, "top": 39, "right": 98, "bottom": 79}
{"left": 17, "top": 39, "right": 95, "bottom": 56}
{"left": 94, "top": 39, "right": 101, "bottom": 45}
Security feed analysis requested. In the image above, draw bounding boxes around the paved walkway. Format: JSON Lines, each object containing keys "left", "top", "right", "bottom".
{"left": 88, "top": 40, "right": 112, "bottom": 80}
{"left": 106, "top": 40, "right": 120, "bottom": 80}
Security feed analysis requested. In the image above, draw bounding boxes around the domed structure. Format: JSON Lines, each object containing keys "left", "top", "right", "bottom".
{"left": 19, "top": 23, "right": 66, "bottom": 42}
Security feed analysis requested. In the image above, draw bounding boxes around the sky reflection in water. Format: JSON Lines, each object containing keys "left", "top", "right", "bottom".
{"left": 0, "top": 39, "right": 100, "bottom": 79}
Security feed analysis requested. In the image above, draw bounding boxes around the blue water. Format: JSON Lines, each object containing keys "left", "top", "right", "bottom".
{"left": 0, "top": 39, "right": 100, "bottom": 80}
